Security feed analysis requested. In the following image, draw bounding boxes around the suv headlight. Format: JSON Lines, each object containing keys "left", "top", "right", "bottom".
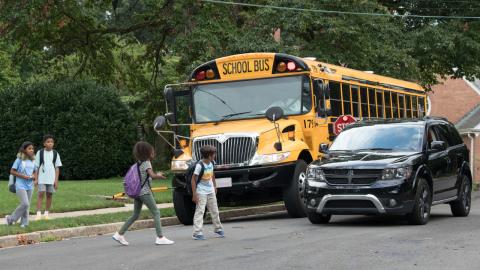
{"left": 306, "top": 166, "right": 326, "bottom": 182}
{"left": 249, "top": 152, "right": 291, "bottom": 166}
{"left": 171, "top": 160, "right": 191, "bottom": 171}
{"left": 381, "top": 166, "right": 413, "bottom": 180}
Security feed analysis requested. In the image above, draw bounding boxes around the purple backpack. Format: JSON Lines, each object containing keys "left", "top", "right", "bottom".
{"left": 124, "top": 162, "right": 148, "bottom": 198}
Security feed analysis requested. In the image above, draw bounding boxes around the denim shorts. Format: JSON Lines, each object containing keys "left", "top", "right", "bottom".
{"left": 38, "top": 184, "right": 55, "bottom": 193}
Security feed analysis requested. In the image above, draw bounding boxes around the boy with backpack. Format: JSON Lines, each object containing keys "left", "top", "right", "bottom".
{"left": 191, "top": 145, "right": 224, "bottom": 240}
{"left": 34, "top": 134, "right": 62, "bottom": 220}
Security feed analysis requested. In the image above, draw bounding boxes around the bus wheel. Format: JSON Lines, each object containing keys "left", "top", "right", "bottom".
{"left": 283, "top": 160, "right": 308, "bottom": 218}
{"left": 173, "top": 188, "right": 195, "bottom": 225}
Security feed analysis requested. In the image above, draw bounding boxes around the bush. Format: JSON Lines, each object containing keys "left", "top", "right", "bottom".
{"left": 0, "top": 80, "right": 136, "bottom": 180}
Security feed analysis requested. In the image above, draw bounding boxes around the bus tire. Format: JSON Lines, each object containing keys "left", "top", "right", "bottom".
{"left": 283, "top": 160, "right": 308, "bottom": 218}
{"left": 173, "top": 188, "right": 195, "bottom": 225}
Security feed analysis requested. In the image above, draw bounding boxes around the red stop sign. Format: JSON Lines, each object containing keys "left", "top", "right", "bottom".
{"left": 333, "top": 115, "right": 356, "bottom": 135}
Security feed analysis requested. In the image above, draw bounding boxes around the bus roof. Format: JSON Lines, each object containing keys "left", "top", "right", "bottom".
{"left": 189, "top": 52, "right": 425, "bottom": 93}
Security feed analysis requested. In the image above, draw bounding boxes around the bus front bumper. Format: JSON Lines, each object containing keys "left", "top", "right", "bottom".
{"left": 173, "top": 162, "right": 296, "bottom": 192}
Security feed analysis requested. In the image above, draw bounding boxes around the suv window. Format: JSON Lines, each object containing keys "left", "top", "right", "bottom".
{"left": 447, "top": 123, "right": 464, "bottom": 145}
{"left": 427, "top": 127, "right": 438, "bottom": 149}
{"left": 433, "top": 124, "right": 454, "bottom": 147}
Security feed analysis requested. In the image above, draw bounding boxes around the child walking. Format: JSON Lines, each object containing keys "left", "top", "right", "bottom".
{"left": 34, "top": 134, "right": 62, "bottom": 220}
{"left": 5, "top": 142, "right": 37, "bottom": 228}
{"left": 113, "top": 141, "right": 174, "bottom": 246}
{"left": 191, "top": 145, "right": 224, "bottom": 240}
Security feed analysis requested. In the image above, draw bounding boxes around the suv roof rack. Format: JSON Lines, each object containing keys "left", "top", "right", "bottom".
{"left": 423, "top": 116, "right": 449, "bottom": 121}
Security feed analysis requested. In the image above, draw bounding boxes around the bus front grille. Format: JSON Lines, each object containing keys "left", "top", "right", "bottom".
{"left": 192, "top": 135, "right": 258, "bottom": 166}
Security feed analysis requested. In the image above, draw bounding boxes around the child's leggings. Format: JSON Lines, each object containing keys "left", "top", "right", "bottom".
{"left": 8, "top": 189, "right": 33, "bottom": 226}
{"left": 119, "top": 193, "right": 163, "bottom": 237}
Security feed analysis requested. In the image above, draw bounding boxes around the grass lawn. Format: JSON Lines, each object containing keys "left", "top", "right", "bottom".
{"left": 0, "top": 177, "right": 173, "bottom": 217}
{"left": 0, "top": 208, "right": 175, "bottom": 237}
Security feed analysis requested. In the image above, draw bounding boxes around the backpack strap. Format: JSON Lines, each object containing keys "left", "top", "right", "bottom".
{"left": 196, "top": 161, "right": 205, "bottom": 186}
{"left": 39, "top": 149, "right": 45, "bottom": 171}
{"left": 137, "top": 161, "right": 150, "bottom": 189}
{"left": 52, "top": 150, "right": 58, "bottom": 166}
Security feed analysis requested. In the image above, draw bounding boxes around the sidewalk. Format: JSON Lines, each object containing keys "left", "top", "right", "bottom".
{"left": 0, "top": 203, "right": 173, "bottom": 225}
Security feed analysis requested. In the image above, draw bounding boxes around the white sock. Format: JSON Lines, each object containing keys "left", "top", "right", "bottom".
{"left": 36, "top": 211, "right": 41, "bottom": 215}
{"left": 44, "top": 211, "right": 49, "bottom": 215}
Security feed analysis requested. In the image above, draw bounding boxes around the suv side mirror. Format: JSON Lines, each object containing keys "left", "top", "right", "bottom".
{"left": 319, "top": 143, "right": 329, "bottom": 154}
{"left": 431, "top": 141, "right": 447, "bottom": 151}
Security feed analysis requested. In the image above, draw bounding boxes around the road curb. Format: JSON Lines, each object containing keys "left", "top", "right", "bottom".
{"left": 0, "top": 204, "right": 285, "bottom": 249}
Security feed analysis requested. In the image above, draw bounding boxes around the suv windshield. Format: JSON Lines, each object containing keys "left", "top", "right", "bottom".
{"left": 330, "top": 124, "right": 424, "bottom": 152}
{"left": 193, "top": 76, "right": 311, "bottom": 123}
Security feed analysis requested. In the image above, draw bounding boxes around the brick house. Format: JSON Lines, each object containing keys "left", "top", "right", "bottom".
{"left": 428, "top": 78, "right": 480, "bottom": 185}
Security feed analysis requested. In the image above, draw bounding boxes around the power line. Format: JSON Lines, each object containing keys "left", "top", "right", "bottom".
{"left": 201, "top": 0, "right": 480, "bottom": 20}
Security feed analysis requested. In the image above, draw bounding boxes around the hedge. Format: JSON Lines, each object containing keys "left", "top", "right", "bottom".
{"left": 0, "top": 80, "right": 136, "bottom": 180}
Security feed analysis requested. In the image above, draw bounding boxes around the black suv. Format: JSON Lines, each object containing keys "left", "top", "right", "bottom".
{"left": 305, "top": 118, "right": 472, "bottom": 225}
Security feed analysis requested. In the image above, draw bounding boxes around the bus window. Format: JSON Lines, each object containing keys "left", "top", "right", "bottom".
{"left": 398, "top": 94, "right": 406, "bottom": 118}
{"left": 384, "top": 91, "right": 392, "bottom": 118}
{"left": 351, "top": 85, "right": 360, "bottom": 117}
{"left": 392, "top": 92, "right": 399, "bottom": 118}
{"left": 375, "top": 90, "right": 384, "bottom": 118}
{"left": 342, "top": 84, "right": 352, "bottom": 115}
{"left": 301, "top": 76, "right": 312, "bottom": 113}
{"left": 418, "top": 97, "right": 426, "bottom": 117}
{"left": 360, "top": 87, "right": 368, "bottom": 118}
{"left": 329, "top": 81, "right": 342, "bottom": 116}
{"left": 369, "top": 88, "right": 376, "bottom": 117}
{"left": 412, "top": 96, "right": 418, "bottom": 117}
{"left": 406, "top": 95, "right": 412, "bottom": 118}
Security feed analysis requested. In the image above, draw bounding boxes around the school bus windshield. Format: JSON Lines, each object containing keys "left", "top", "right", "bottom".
{"left": 193, "top": 75, "right": 312, "bottom": 123}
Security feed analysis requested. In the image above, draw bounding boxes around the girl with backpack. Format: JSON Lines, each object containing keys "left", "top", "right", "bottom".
{"left": 5, "top": 142, "right": 37, "bottom": 228}
{"left": 112, "top": 141, "right": 174, "bottom": 246}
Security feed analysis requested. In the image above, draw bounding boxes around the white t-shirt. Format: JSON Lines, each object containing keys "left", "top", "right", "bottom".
{"left": 35, "top": 149, "right": 62, "bottom": 185}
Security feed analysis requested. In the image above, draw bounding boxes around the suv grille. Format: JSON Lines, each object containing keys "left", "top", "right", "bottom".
{"left": 323, "top": 169, "right": 383, "bottom": 185}
{"left": 193, "top": 135, "right": 257, "bottom": 166}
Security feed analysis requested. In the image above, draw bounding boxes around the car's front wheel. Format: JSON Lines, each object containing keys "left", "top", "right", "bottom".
{"left": 450, "top": 175, "right": 472, "bottom": 217}
{"left": 307, "top": 211, "right": 331, "bottom": 224}
{"left": 407, "top": 178, "right": 431, "bottom": 225}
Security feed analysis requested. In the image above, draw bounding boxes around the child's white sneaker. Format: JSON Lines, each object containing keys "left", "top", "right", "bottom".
{"left": 112, "top": 232, "right": 129, "bottom": 246}
{"left": 43, "top": 211, "right": 49, "bottom": 220}
{"left": 155, "top": 236, "right": 174, "bottom": 245}
{"left": 35, "top": 212, "right": 42, "bottom": 221}
{"left": 5, "top": 215, "right": 13, "bottom": 225}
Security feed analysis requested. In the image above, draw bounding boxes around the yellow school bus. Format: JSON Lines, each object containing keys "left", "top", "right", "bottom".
{"left": 154, "top": 53, "right": 427, "bottom": 225}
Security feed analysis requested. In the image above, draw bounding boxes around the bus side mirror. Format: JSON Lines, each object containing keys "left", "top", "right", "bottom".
{"left": 266, "top": 107, "right": 284, "bottom": 151}
{"left": 164, "top": 87, "right": 174, "bottom": 104}
{"left": 153, "top": 116, "right": 166, "bottom": 131}
{"left": 165, "top": 112, "right": 175, "bottom": 123}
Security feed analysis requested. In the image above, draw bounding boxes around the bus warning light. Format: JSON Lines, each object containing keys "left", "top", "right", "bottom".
{"left": 195, "top": 71, "right": 206, "bottom": 81}
{"left": 287, "top": 61, "right": 296, "bottom": 71}
{"left": 206, "top": 69, "right": 215, "bottom": 79}
{"left": 276, "top": 62, "right": 287, "bottom": 72}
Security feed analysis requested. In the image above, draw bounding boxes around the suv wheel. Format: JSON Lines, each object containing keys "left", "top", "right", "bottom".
{"left": 283, "top": 160, "right": 308, "bottom": 218}
{"left": 407, "top": 178, "right": 431, "bottom": 225}
{"left": 307, "top": 211, "right": 331, "bottom": 224}
{"left": 450, "top": 175, "right": 472, "bottom": 217}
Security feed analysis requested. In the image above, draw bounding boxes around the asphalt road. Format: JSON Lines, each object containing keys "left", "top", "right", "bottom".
{"left": 1, "top": 196, "right": 480, "bottom": 270}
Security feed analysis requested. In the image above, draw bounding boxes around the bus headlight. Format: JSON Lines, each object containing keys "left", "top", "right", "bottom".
{"left": 249, "top": 152, "right": 291, "bottom": 166}
{"left": 171, "top": 160, "right": 190, "bottom": 171}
